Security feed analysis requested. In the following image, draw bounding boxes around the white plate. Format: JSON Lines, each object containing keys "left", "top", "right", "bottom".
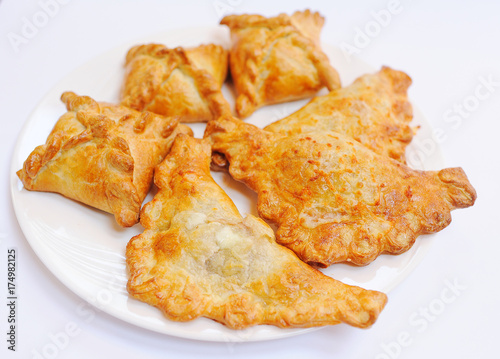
{"left": 10, "top": 26, "right": 443, "bottom": 342}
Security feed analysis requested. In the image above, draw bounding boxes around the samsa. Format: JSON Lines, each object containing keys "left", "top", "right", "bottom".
{"left": 205, "top": 116, "right": 477, "bottom": 267}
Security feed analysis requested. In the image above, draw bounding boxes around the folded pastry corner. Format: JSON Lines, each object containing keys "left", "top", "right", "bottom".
{"left": 126, "top": 133, "right": 387, "bottom": 329}
{"left": 17, "top": 91, "right": 192, "bottom": 227}
{"left": 221, "top": 9, "right": 341, "bottom": 118}
{"left": 265, "top": 66, "right": 415, "bottom": 163}
{"left": 204, "top": 116, "right": 477, "bottom": 267}
{"left": 121, "top": 43, "right": 231, "bottom": 123}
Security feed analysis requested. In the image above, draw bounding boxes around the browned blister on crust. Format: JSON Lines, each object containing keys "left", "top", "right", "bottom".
{"left": 17, "top": 91, "right": 192, "bottom": 227}
{"left": 265, "top": 66, "right": 415, "bottom": 163}
{"left": 221, "top": 9, "right": 341, "bottom": 118}
{"left": 204, "top": 116, "right": 477, "bottom": 267}
{"left": 121, "top": 43, "right": 231, "bottom": 123}
{"left": 126, "top": 134, "right": 387, "bottom": 329}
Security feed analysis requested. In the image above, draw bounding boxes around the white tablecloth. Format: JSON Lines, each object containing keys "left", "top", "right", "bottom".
{"left": 2, "top": 1, "right": 498, "bottom": 358}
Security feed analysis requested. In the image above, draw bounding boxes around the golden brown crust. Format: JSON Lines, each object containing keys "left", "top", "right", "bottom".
{"left": 126, "top": 134, "right": 387, "bottom": 329}
{"left": 121, "top": 43, "right": 231, "bottom": 123}
{"left": 17, "top": 91, "right": 192, "bottom": 227}
{"left": 221, "top": 10, "right": 341, "bottom": 118}
{"left": 204, "top": 116, "right": 477, "bottom": 267}
{"left": 289, "top": 9, "right": 324, "bottom": 47}
{"left": 265, "top": 66, "right": 414, "bottom": 163}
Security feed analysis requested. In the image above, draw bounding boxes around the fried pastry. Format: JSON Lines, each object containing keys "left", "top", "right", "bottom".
{"left": 265, "top": 66, "right": 414, "bottom": 163}
{"left": 126, "top": 134, "right": 387, "bottom": 329}
{"left": 221, "top": 10, "right": 341, "bottom": 118}
{"left": 204, "top": 116, "right": 477, "bottom": 267}
{"left": 120, "top": 43, "right": 231, "bottom": 123}
{"left": 17, "top": 91, "right": 192, "bottom": 227}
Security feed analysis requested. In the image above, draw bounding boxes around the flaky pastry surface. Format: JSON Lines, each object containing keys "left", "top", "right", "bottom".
{"left": 221, "top": 10, "right": 341, "bottom": 118}
{"left": 204, "top": 116, "right": 477, "bottom": 267}
{"left": 265, "top": 66, "right": 414, "bottom": 163}
{"left": 121, "top": 43, "right": 231, "bottom": 123}
{"left": 17, "top": 91, "right": 192, "bottom": 227}
{"left": 126, "top": 134, "right": 387, "bottom": 329}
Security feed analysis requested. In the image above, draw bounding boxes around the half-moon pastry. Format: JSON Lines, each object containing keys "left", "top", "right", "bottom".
{"left": 17, "top": 91, "right": 192, "bottom": 227}
{"left": 221, "top": 10, "right": 341, "bottom": 118}
{"left": 265, "top": 66, "right": 414, "bottom": 163}
{"left": 126, "top": 134, "right": 387, "bottom": 329}
{"left": 204, "top": 116, "right": 477, "bottom": 267}
{"left": 121, "top": 43, "right": 231, "bottom": 123}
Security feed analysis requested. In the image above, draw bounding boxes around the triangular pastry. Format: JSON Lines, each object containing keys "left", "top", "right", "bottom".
{"left": 221, "top": 10, "right": 341, "bottom": 118}
{"left": 126, "top": 134, "right": 387, "bottom": 329}
{"left": 265, "top": 66, "right": 414, "bottom": 163}
{"left": 120, "top": 43, "right": 231, "bottom": 123}
{"left": 17, "top": 91, "right": 192, "bottom": 227}
{"left": 204, "top": 116, "right": 477, "bottom": 267}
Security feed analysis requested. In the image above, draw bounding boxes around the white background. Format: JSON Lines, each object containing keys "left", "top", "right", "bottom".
{"left": 1, "top": 0, "right": 499, "bottom": 358}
